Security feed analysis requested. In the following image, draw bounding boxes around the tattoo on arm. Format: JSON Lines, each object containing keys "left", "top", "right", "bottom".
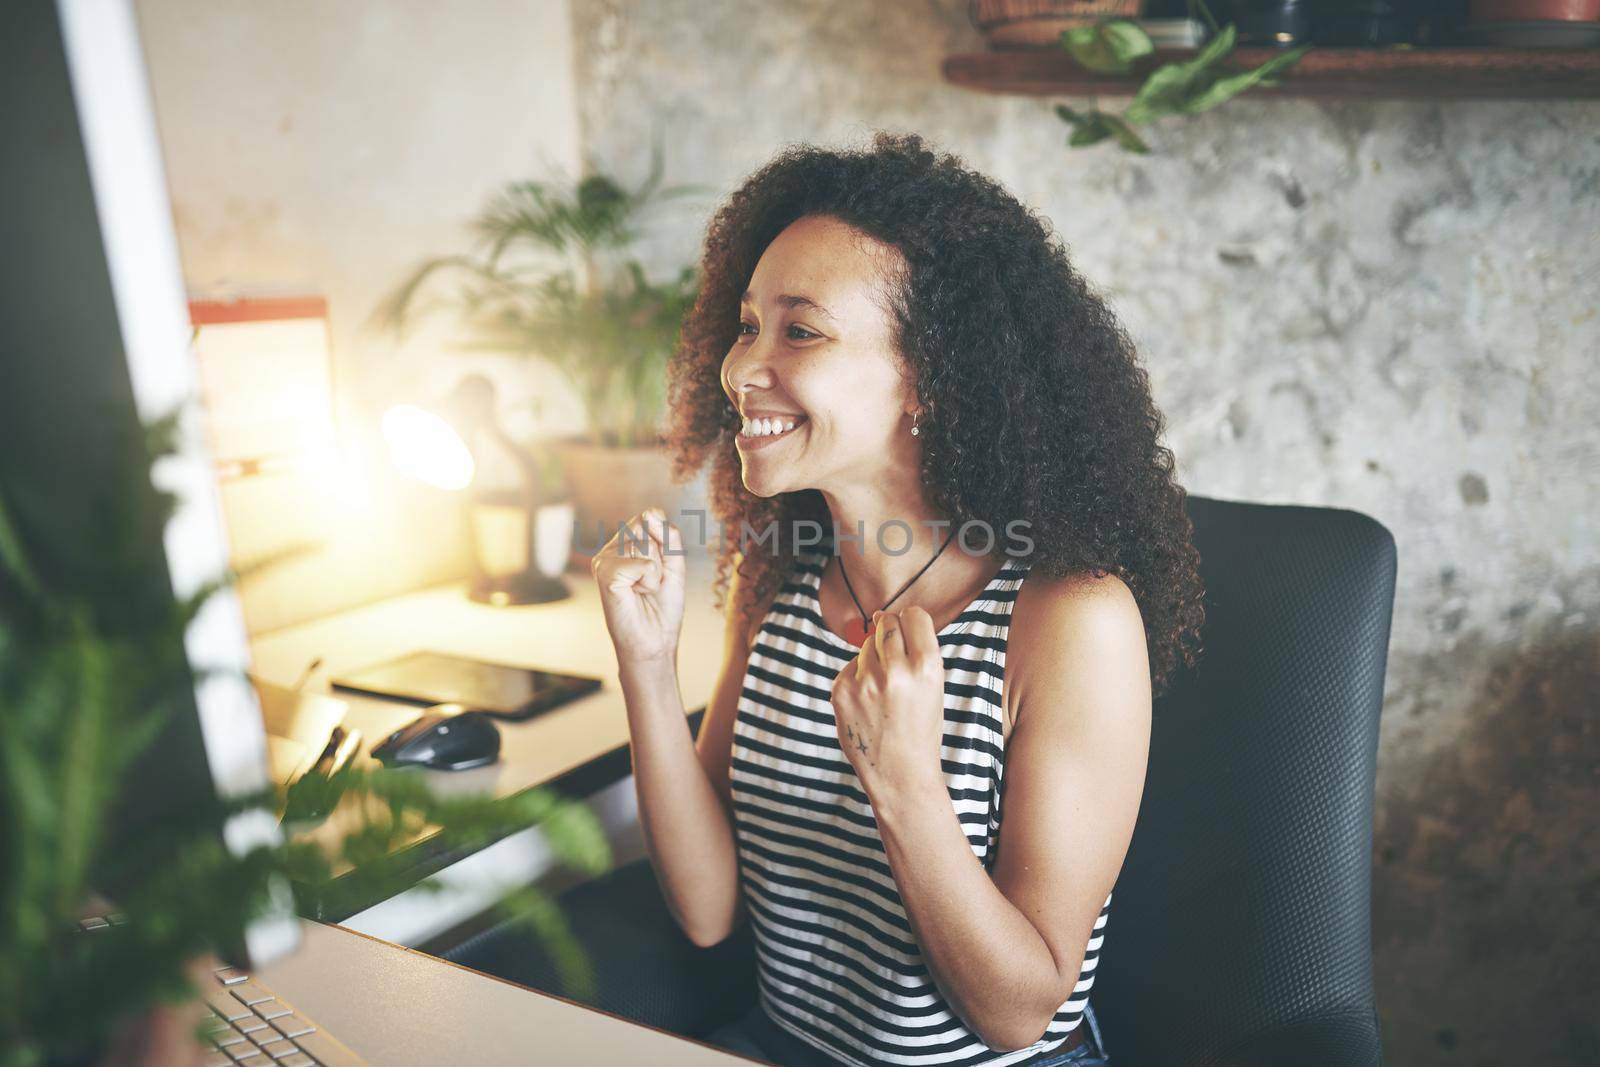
{"left": 846, "top": 724, "right": 870, "bottom": 759}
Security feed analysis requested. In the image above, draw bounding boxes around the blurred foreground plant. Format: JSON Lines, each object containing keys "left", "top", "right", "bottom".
{"left": 0, "top": 408, "right": 611, "bottom": 1067}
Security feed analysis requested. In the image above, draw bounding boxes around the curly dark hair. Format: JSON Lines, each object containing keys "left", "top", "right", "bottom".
{"left": 665, "top": 131, "right": 1204, "bottom": 700}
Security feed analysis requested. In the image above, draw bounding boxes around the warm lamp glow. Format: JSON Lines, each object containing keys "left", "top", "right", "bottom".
{"left": 382, "top": 404, "right": 475, "bottom": 490}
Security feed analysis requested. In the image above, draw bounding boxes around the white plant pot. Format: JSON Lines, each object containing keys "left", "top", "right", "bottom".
{"left": 534, "top": 501, "right": 576, "bottom": 578}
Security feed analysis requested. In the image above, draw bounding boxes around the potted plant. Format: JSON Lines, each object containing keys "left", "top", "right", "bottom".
{"left": 970, "top": 0, "right": 1147, "bottom": 47}
{"left": 1463, "top": 0, "right": 1600, "bottom": 46}
{"left": 374, "top": 141, "right": 709, "bottom": 557}
{"left": 527, "top": 436, "right": 578, "bottom": 581}
{"left": 0, "top": 410, "right": 611, "bottom": 1067}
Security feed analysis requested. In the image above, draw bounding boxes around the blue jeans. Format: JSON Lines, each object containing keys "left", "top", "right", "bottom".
{"left": 1018, "top": 999, "right": 1111, "bottom": 1066}
{"left": 704, "top": 999, "right": 1110, "bottom": 1067}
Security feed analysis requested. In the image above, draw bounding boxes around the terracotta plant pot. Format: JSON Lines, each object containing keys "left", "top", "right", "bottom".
{"left": 1468, "top": 0, "right": 1600, "bottom": 18}
{"left": 551, "top": 437, "right": 701, "bottom": 567}
{"left": 970, "top": 0, "right": 1146, "bottom": 46}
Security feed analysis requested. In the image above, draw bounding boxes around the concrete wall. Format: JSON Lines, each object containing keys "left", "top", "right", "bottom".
{"left": 133, "top": 0, "right": 588, "bottom": 634}
{"left": 567, "top": 1, "right": 1600, "bottom": 1063}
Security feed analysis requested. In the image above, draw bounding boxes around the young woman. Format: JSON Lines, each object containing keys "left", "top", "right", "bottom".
{"left": 593, "top": 132, "right": 1204, "bottom": 1067}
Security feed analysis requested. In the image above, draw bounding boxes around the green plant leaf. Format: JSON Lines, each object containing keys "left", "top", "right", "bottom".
{"left": 1055, "top": 103, "right": 1085, "bottom": 125}
{"left": 0, "top": 485, "right": 42, "bottom": 601}
{"left": 1055, "top": 103, "right": 1105, "bottom": 143}
{"left": 367, "top": 253, "right": 505, "bottom": 336}
{"left": 54, "top": 608, "right": 112, "bottom": 924}
{"left": 1179, "top": 43, "right": 1311, "bottom": 114}
{"left": 1123, "top": 22, "right": 1239, "bottom": 125}
{"left": 1187, "top": 0, "right": 1224, "bottom": 34}
{"left": 1103, "top": 111, "right": 1152, "bottom": 153}
{"left": 1123, "top": 25, "right": 1311, "bottom": 125}
{"left": 491, "top": 884, "right": 597, "bottom": 1002}
{"left": 1069, "top": 119, "right": 1113, "bottom": 147}
{"left": 1059, "top": 19, "right": 1153, "bottom": 74}
{"left": 1058, "top": 105, "right": 1148, "bottom": 152}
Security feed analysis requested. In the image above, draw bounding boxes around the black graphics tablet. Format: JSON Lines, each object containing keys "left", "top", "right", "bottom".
{"left": 330, "top": 651, "right": 602, "bottom": 721}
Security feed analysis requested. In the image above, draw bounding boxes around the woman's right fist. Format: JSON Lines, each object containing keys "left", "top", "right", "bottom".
{"left": 592, "top": 507, "right": 686, "bottom": 668}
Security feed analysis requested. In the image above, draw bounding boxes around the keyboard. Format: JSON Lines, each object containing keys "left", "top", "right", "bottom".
{"left": 200, "top": 964, "right": 367, "bottom": 1066}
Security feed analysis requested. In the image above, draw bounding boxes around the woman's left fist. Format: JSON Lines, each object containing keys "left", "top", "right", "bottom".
{"left": 831, "top": 606, "right": 947, "bottom": 801}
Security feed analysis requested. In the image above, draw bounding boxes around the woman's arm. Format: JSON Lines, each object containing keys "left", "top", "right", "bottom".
{"left": 625, "top": 553, "right": 764, "bottom": 948}
{"left": 854, "top": 573, "right": 1152, "bottom": 1052}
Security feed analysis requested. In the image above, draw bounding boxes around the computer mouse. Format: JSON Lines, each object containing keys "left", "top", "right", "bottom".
{"left": 371, "top": 709, "right": 501, "bottom": 771}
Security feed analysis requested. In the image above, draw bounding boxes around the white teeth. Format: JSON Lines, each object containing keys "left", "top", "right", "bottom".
{"left": 742, "top": 416, "right": 802, "bottom": 438}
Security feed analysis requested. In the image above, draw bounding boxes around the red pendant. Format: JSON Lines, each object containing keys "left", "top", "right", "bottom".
{"left": 842, "top": 616, "right": 872, "bottom": 647}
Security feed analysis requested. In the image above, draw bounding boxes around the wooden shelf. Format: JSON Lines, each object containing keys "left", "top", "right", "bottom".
{"left": 942, "top": 46, "right": 1600, "bottom": 100}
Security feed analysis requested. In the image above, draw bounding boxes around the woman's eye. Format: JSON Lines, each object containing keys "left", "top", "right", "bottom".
{"left": 737, "top": 322, "right": 819, "bottom": 341}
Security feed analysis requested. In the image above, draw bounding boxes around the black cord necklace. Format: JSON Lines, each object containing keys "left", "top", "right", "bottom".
{"left": 836, "top": 526, "right": 959, "bottom": 646}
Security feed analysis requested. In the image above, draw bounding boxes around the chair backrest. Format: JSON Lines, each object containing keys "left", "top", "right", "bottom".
{"left": 1091, "top": 495, "right": 1396, "bottom": 1066}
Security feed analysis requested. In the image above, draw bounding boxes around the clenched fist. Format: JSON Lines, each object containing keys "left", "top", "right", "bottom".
{"left": 592, "top": 507, "right": 686, "bottom": 668}
{"left": 831, "top": 606, "right": 948, "bottom": 804}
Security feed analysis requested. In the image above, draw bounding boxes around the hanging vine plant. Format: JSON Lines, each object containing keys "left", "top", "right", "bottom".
{"left": 1054, "top": 0, "right": 1312, "bottom": 153}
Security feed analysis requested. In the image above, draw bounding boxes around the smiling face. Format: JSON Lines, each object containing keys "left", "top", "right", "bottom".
{"left": 721, "top": 214, "right": 919, "bottom": 499}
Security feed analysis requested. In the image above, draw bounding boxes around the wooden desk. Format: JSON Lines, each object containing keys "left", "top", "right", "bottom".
{"left": 248, "top": 564, "right": 728, "bottom": 945}
{"left": 257, "top": 919, "right": 761, "bottom": 1066}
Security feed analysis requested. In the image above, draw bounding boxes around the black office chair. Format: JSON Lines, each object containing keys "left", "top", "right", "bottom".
{"left": 445, "top": 495, "right": 1397, "bottom": 1067}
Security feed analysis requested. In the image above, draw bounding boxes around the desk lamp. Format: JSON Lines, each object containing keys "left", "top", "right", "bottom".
{"left": 384, "top": 374, "right": 570, "bottom": 606}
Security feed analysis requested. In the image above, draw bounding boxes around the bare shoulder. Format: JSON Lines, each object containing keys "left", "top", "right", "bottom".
{"left": 1015, "top": 566, "right": 1141, "bottom": 622}
{"left": 1004, "top": 567, "right": 1151, "bottom": 740}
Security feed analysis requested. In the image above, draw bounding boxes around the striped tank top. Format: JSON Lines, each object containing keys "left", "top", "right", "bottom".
{"left": 729, "top": 543, "right": 1112, "bottom": 1067}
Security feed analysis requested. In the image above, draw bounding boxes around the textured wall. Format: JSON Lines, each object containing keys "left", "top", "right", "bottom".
{"left": 569, "top": 1, "right": 1600, "bottom": 1063}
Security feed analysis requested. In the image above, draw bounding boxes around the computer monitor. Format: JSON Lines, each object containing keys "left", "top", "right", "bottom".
{"left": 0, "top": 0, "right": 298, "bottom": 966}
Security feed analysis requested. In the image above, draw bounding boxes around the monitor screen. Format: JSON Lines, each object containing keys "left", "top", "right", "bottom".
{"left": 1, "top": 0, "right": 297, "bottom": 967}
